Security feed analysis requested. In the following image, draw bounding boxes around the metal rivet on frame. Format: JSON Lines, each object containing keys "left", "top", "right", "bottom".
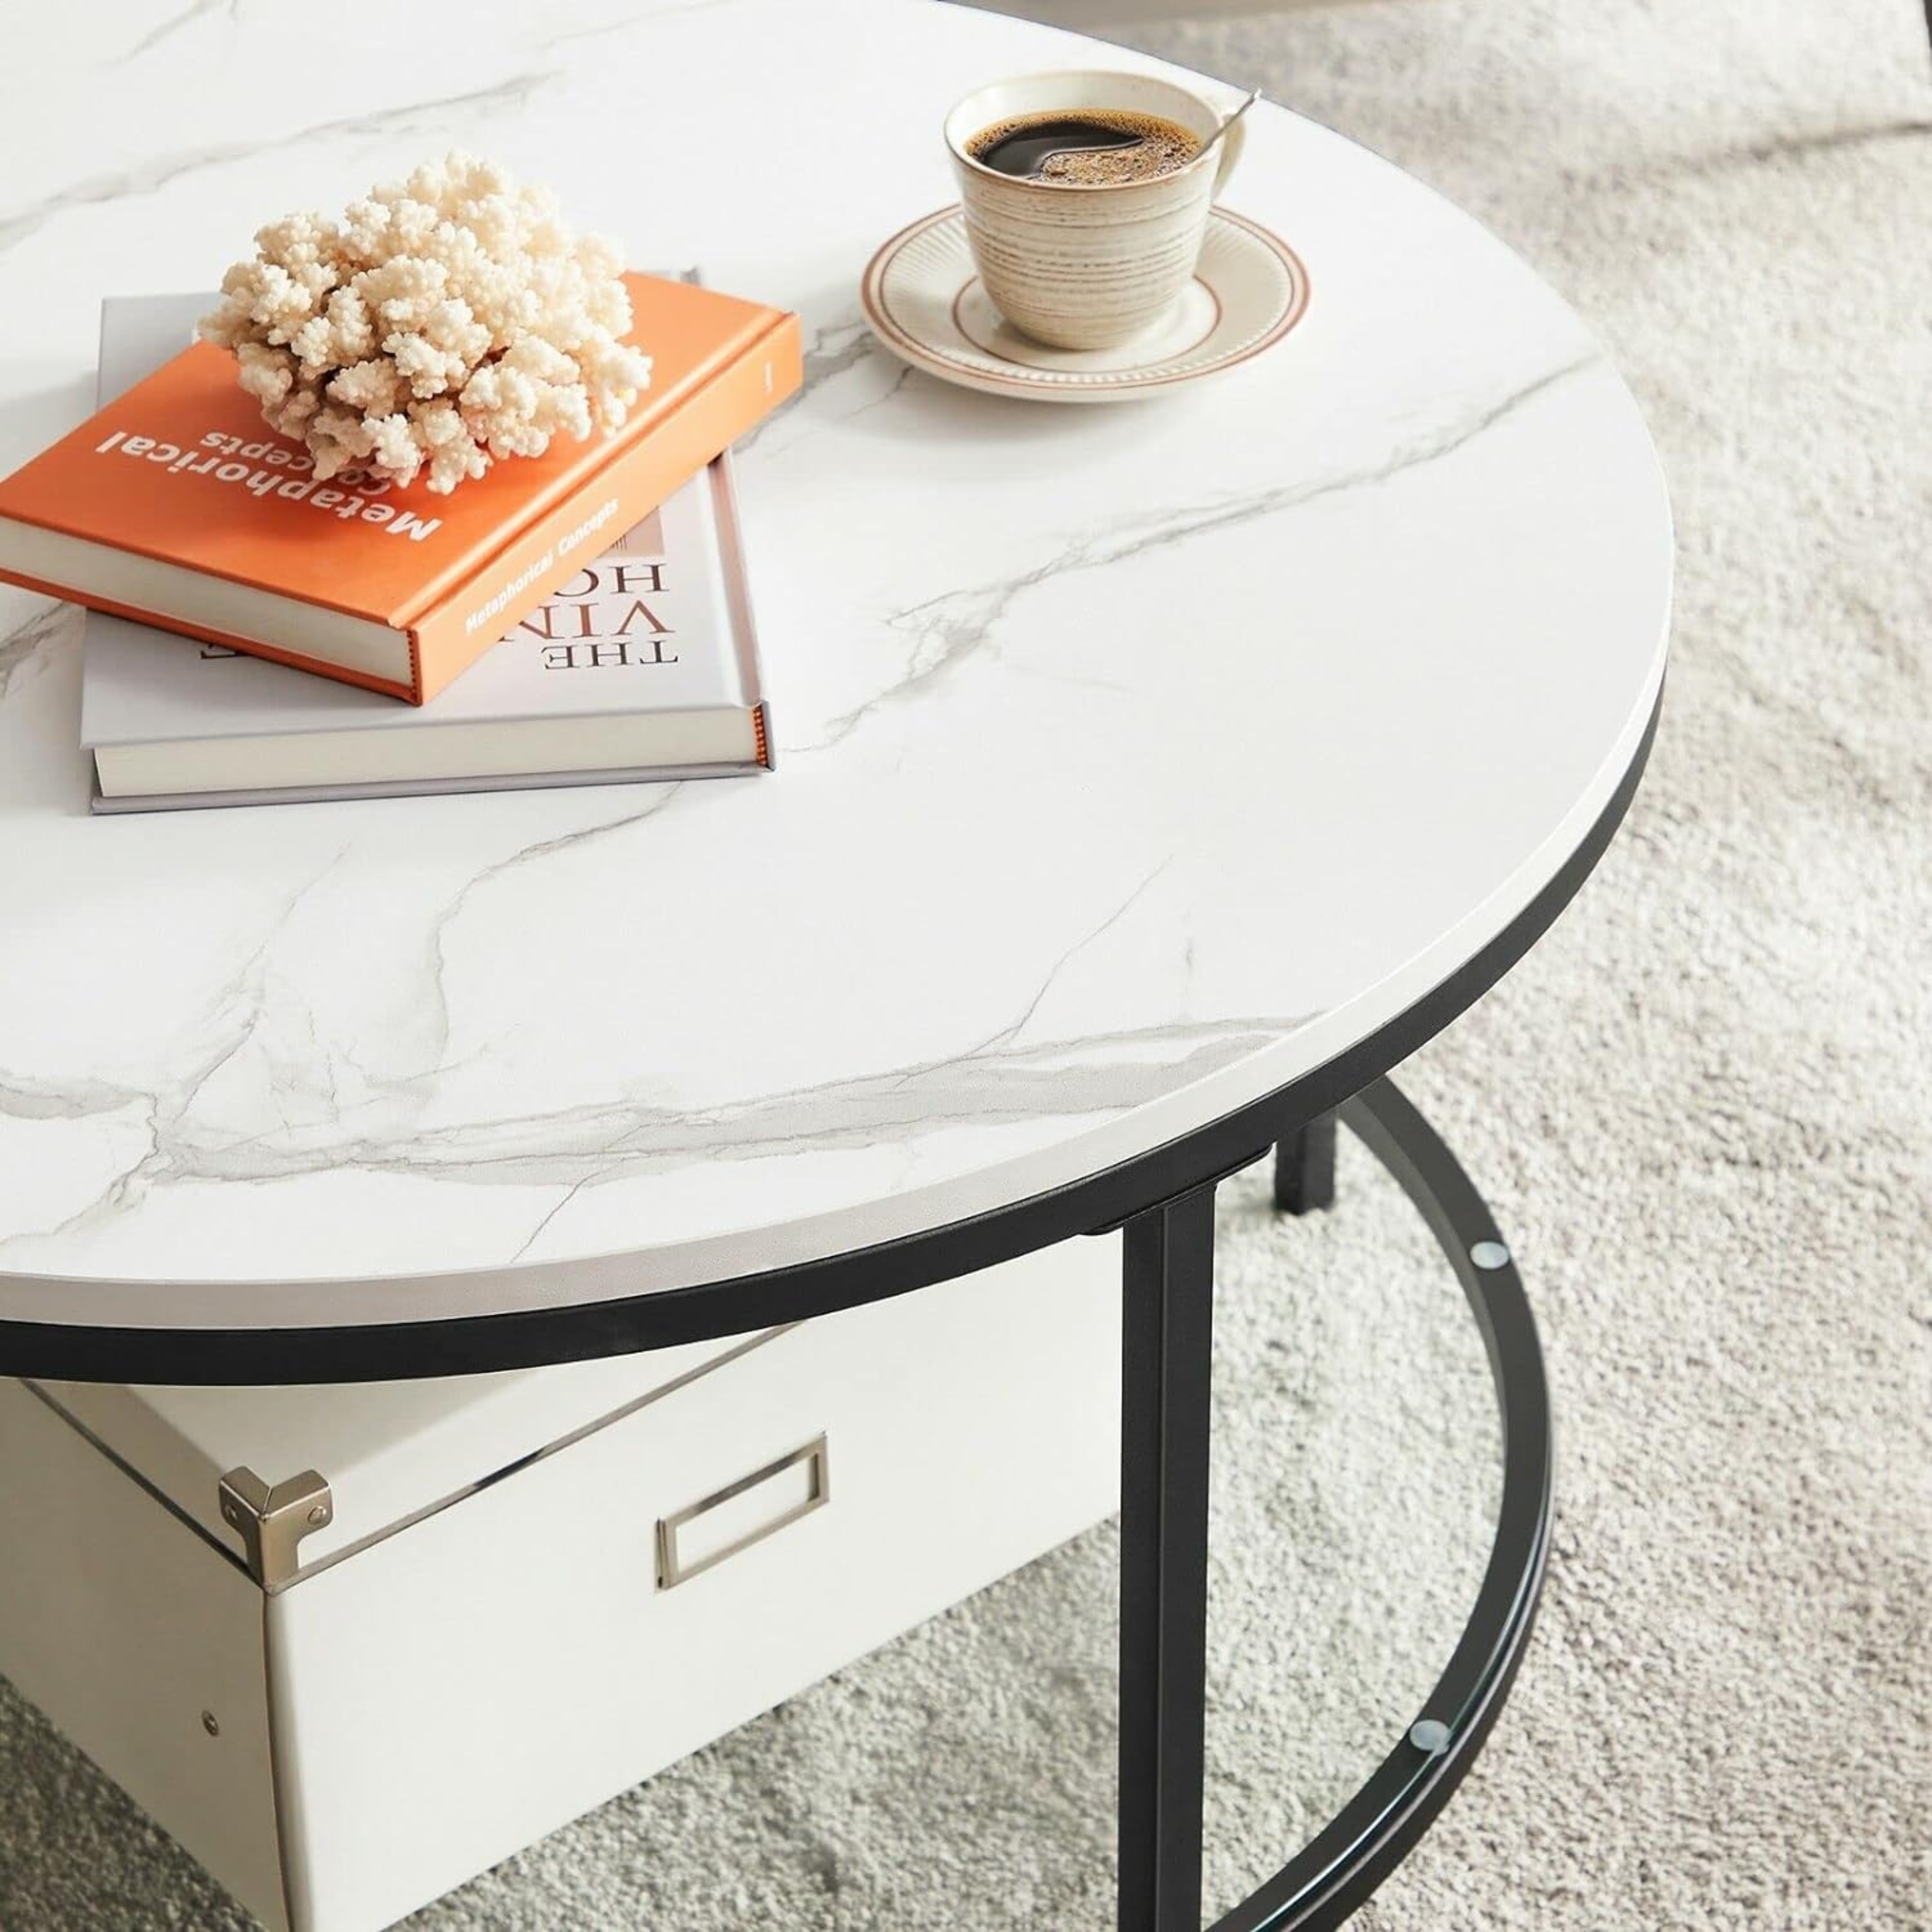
{"left": 1470, "top": 1240, "right": 1512, "bottom": 1271}
{"left": 1409, "top": 1718, "right": 1451, "bottom": 1755}
{"left": 201, "top": 1711, "right": 221, "bottom": 1738}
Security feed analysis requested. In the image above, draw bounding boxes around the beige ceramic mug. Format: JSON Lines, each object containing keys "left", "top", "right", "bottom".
{"left": 944, "top": 70, "right": 1246, "bottom": 351}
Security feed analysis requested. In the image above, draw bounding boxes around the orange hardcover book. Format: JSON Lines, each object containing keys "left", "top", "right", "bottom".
{"left": 0, "top": 273, "right": 801, "bottom": 703}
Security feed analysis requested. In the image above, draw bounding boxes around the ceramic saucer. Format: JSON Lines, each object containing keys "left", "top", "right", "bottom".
{"left": 859, "top": 204, "right": 1309, "bottom": 403}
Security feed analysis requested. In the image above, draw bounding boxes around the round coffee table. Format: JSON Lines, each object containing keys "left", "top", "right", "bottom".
{"left": 0, "top": 3, "right": 1670, "bottom": 1926}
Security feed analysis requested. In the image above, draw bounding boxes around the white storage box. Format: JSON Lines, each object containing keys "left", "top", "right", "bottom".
{"left": 0, "top": 1237, "right": 1121, "bottom": 1931}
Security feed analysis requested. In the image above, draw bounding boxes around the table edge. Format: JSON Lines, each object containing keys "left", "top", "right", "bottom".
{"left": 0, "top": 678, "right": 1664, "bottom": 1382}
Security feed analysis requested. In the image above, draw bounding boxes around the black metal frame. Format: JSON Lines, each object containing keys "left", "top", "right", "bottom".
{"left": 1272, "top": 1114, "right": 1337, "bottom": 1216}
{"left": 1120, "top": 1183, "right": 1220, "bottom": 1929}
{"left": 1115, "top": 1077, "right": 1550, "bottom": 1932}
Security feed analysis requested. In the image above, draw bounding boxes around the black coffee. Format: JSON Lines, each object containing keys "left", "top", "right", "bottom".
{"left": 967, "top": 108, "right": 1203, "bottom": 186}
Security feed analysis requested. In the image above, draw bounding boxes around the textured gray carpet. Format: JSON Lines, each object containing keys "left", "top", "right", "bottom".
{"left": 4, "top": 0, "right": 1929, "bottom": 1926}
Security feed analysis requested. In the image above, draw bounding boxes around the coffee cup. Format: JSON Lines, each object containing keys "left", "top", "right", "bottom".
{"left": 944, "top": 69, "right": 1246, "bottom": 352}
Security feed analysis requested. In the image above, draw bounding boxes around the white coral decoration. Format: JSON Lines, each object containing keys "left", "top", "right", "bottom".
{"left": 199, "top": 153, "right": 652, "bottom": 494}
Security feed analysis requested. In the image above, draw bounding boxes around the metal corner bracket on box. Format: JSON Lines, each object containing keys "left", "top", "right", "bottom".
{"left": 218, "top": 1466, "right": 335, "bottom": 1589}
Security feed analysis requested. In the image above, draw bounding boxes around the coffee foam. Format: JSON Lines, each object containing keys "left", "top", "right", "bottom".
{"left": 967, "top": 108, "right": 1203, "bottom": 186}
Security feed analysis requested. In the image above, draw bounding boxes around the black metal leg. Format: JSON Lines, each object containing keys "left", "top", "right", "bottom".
{"left": 1118, "top": 1182, "right": 1218, "bottom": 1932}
{"left": 1105, "top": 1081, "right": 1550, "bottom": 1932}
{"left": 1272, "top": 1113, "right": 1336, "bottom": 1216}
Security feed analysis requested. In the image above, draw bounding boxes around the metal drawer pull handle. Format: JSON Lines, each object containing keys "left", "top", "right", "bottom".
{"left": 656, "top": 1434, "right": 829, "bottom": 1591}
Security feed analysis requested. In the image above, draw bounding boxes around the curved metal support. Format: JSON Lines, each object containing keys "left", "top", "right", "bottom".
{"left": 1223, "top": 1079, "right": 1551, "bottom": 1931}
{"left": 1116, "top": 1076, "right": 1552, "bottom": 1932}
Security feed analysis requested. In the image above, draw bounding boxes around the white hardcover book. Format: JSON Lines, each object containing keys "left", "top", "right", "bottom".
{"left": 82, "top": 292, "right": 772, "bottom": 813}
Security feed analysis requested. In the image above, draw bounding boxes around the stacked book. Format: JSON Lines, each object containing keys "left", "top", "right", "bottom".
{"left": 0, "top": 275, "right": 801, "bottom": 811}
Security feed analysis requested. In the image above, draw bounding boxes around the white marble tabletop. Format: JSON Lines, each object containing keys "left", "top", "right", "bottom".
{"left": 0, "top": 0, "right": 1671, "bottom": 1335}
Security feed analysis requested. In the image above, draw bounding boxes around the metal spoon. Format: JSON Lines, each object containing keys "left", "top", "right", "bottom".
{"left": 1195, "top": 89, "right": 1262, "bottom": 165}
{"left": 1034, "top": 128, "right": 1147, "bottom": 179}
{"left": 1035, "top": 89, "right": 1262, "bottom": 180}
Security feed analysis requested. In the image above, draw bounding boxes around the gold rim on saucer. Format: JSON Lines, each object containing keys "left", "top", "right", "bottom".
{"left": 859, "top": 204, "right": 1309, "bottom": 403}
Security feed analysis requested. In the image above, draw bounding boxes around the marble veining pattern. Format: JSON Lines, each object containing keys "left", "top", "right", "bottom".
{"left": 0, "top": 0, "right": 1671, "bottom": 1322}
{"left": 829, "top": 350, "right": 1603, "bottom": 749}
